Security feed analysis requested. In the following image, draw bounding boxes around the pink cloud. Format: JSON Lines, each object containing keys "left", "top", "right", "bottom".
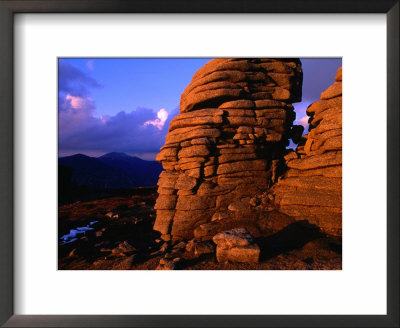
{"left": 65, "top": 94, "right": 93, "bottom": 109}
{"left": 59, "top": 94, "right": 97, "bottom": 137}
{"left": 144, "top": 108, "right": 168, "bottom": 130}
{"left": 297, "top": 115, "right": 309, "bottom": 128}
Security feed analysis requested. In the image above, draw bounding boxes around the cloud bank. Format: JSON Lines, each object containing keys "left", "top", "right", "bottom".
{"left": 58, "top": 60, "right": 175, "bottom": 159}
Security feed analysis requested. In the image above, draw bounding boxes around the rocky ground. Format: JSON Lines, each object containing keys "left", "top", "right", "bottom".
{"left": 58, "top": 187, "right": 341, "bottom": 270}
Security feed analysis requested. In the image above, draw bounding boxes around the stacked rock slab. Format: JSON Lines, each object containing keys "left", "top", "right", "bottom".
{"left": 271, "top": 67, "right": 342, "bottom": 236}
{"left": 213, "top": 228, "right": 260, "bottom": 263}
{"left": 154, "top": 58, "right": 303, "bottom": 241}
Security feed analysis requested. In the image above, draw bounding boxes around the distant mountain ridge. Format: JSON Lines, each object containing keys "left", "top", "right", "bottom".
{"left": 98, "top": 152, "right": 163, "bottom": 187}
{"left": 59, "top": 152, "right": 162, "bottom": 189}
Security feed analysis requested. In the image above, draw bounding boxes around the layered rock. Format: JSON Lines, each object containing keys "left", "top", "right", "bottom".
{"left": 213, "top": 228, "right": 260, "bottom": 263}
{"left": 153, "top": 58, "right": 303, "bottom": 240}
{"left": 271, "top": 67, "right": 342, "bottom": 236}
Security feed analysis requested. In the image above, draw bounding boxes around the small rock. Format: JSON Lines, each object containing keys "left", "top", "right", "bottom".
{"left": 150, "top": 250, "right": 163, "bottom": 256}
{"left": 68, "top": 248, "right": 77, "bottom": 257}
{"left": 212, "top": 228, "right": 254, "bottom": 249}
{"left": 216, "top": 244, "right": 260, "bottom": 263}
{"left": 211, "top": 212, "right": 230, "bottom": 222}
{"left": 112, "top": 255, "right": 136, "bottom": 270}
{"left": 133, "top": 218, "right": 143, "bottom": 224}
{"left": 160, "top": 242, "right": 169, "bottom": 253}
{"left": 228, "top": 201, "right": 248, "bottom": 212}
{"left": 111, "top": 248, "right": 125, "bottom": 256}
{"left": 170, "top": 248, "right": 183, "bottom": 256}
{"left": 173, "top": 241, "right": 187, "bottom": 250}
{"left": 156, "top": 257, "right": 180, "bottom": 270}
{"left": 213, "top": 228, "right": 260, "bottom": 263}
{"left": 249, "top": 196, "right": 261, "bottom": 207}
{"left": 193, "top": 222, "right": 222, "bottom": 241}
{"left": 105, "top": 212, "right": 113, "bottom": 218}
{"left": 118, "top": 240, "right": 136, "bottom": 253}
{"left": 156, "top": 262, "right": 174, "bottom": 270}
{"left": 185, "top": 239, "right": 215, "bottom": 258}
{"left": 161, "top": 234, "right": 171, "bottom": 242}
{"left": 185, "top": 239, "right": 196, "bottom": 253}
{"left": 172, "top": 257, "right": 181, "bottom": 263}
{"left": 194, "top": 241, "right": 215, "bottom": 257}
{"left": 150, "top": 241, "right": 170, "bottom": 256}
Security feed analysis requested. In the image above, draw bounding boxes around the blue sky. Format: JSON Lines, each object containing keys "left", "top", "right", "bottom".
{"left": 58, "top": 58, "right": 341, "bottom": 159}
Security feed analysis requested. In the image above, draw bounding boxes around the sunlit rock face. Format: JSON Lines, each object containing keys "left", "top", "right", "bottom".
{"left": 153, "top": 58, "right": 303, "bottom": 241}
{"left": 271, "top": 67, "right": 342, "bottom": 236}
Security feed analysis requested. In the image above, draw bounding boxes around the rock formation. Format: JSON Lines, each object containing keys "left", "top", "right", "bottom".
{"left": 153, "top": 58, "right": 303, "bottom": 241}
{"left": 213, "top": 228, "right": 260, "bottom": 263}
{"left": 271, "top": 67, "right": 342, "bottom": 236}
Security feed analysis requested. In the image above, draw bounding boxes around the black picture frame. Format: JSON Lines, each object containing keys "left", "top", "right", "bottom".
{"left": 0, "top": 1, "right": 398, "bottom": 327}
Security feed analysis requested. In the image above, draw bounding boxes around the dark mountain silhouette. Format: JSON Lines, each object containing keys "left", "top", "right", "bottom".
{"left": 58, "top": 153, "right": 162, "bottom": 190}
{"left": 98, "top": 152, "right": 162, "bottom": 187}
{"left": 59, "top": 154, "right": 137, "bottom": 189}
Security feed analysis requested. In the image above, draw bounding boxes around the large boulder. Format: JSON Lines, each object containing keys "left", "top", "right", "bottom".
{"left": 271, "top": 67, "right": 342, "bottom": 236}
{"left": 153, "top": 58, "right": 303, "bottom": 241}
{"left": 212, "top": 227, "right": 254, "bottom": 249}
{"left": 213, "top": 228, "right": 260, "bottom": 263}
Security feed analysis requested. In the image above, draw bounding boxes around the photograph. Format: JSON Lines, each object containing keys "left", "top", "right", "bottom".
{"left": 58, "top": 57, "right": 342, "bottom": 270}
{"left": 1, "top": 0, "right": 396, "bottom": 325}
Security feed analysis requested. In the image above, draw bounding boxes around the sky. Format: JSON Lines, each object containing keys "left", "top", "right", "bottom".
{"left": 58, "top": 58, "right": 341, "bottom": 160}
